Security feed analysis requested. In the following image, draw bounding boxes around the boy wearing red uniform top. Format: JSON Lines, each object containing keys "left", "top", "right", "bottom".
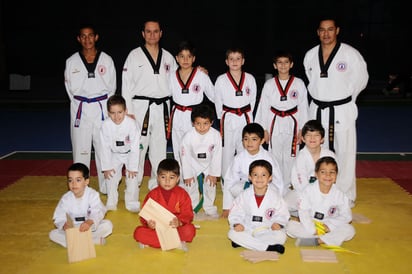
{"left": 134, "top": 158, "right": 196, "bottom": 249}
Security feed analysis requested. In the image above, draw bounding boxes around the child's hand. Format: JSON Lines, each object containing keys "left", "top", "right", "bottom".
{"left": 206, "top": 175, "right": 217, "bottom": 186}
{"left": 197, "top": 65, "right": 208, "bottom": 75}
{"left": 127, "top": 170, "right": 138, "bottom": 178}
{"left": 271, "top": 223, "right": 284, "bottom": 230}
{"left": 297, "top": 130, "right": 303, "bottom": 145}
{"left": 170, "top": 217, "right": 181, "bottom": 228}
{"left": 127, "top": 113, "right": 136, "bottom": 120}
{"left": 233, "top": 223, "right": 244, "bottom": 232}
{"left": 79, "top": 220, "right": 93, "bottom": 232}
{"left": 221, "top": 210, "right": 229, "bottom": 218}
{"left": 264, "top": 130, "right": 270, "bottom": 144}
{"left": 63, "top": 221, "right": 70, "bottom": 231}
{"left": 184, "top": 178, "right": 194, "bottom": 186}
{"left": 103, "top": 169, "right": 115, "bottom": 179}
{"left": 147, "top": 220, "right": 156, "bottom": 230}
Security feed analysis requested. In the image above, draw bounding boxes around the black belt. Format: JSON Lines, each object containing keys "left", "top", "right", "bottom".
{"left": 312, "top": 96, "right": 352, "bottom": 152}
{"left": 132, "top": 95, "right": 170, "bottom": 137}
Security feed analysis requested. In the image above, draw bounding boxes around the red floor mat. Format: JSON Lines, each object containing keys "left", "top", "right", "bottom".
{"left": 0, "top": 160, "right": 71, "bottom": 190}
{"left": 1, "top": 159, "right": 411, "bottom": 193}
{"left": 0, "top": 159, "right": 152, "bottom": 190}
{"left": 357, "top": 161, "right": 412, "bottom": 194}
{"left": 356, "top": 160, "right": 412, "bottom": 180}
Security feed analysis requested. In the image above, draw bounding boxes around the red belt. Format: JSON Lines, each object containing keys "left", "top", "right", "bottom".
{"left": 269, "top": 106, "right": 298, "bottom": 157}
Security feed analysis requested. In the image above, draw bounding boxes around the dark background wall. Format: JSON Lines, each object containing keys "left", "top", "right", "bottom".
{"left": 0, "top": 0, "right": 410, "bottom": 96}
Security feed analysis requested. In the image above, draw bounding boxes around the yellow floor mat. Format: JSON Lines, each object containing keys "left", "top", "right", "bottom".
{"left": 0, "top": 177, "right": 411, "bottom": 274}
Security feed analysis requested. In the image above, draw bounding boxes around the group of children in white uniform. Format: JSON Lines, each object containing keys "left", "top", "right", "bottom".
{"left": 50, "top": 118, "right": 355, "bottom": 253}
{"left": 52, "top": 19, "right": 362, "bottom": 253}
{"left": 51, "top": 88, "right": 355, "bottom": 254}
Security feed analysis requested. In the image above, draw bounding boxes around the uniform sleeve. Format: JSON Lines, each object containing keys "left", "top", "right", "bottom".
{"left": 271, "top": 191, "right": 291, "bottom": 227}
{"left": 303, "top": 48, "right": 316, "bottom": 84}
{"left": 99, "top": 121, "right": 113, "bottom": 171}
{"left": 203, "top": 72, "right": 215, "bottom": 103}
{"left": 105, "top": 54, "right": 117, "bottom": 97}
{"left": 64, "top": 58, "right": 74, "bottom": 101}
{"left": 222, "top": 159, "right": 239, "bottom": 210}
{"left": 254, "top": 81, "right": 270, "bottom": 130}
{"left": 126, "top": 120, "right": 141, "bottom": 172}
{"left": 52, "top": 196, "right": 68, "bottom": 230}
{"left": 227, "top": 193, "right": 247, "bottom": 227}
{"left": 297, "top": 190, "right": 317, "bottom": 235}
{"left": 349, "top": 49, "right": 369, "bottom": 101}
{"left": 290, "top": 159, "right": 300, "bottom": 191}
{"left": 176, "top": 189, "right": 194, "bottom": 225}
{"left": 208, "top": 132, "right": 222, "bottom": 177}
{"left": 138, "top": 193, "right": 152, "bottom": 226}
{"left": 290, "top": 154, "right": 306, "bottom": 192}
{"left": 121, "top": 51, "right": 135, "bottom": 114}
{"left": 324, "top": 192, "right": 353, "bottom": 231}
{"left": 269, "top": 156, "right": 285, "bottom": 196}
{"left": 213, "top": 76, "right": 223, "bottom": 119}
{"left": 296, "top": 79, "right": 309, "bottom": 129}
{"left": 87, "top": 189, "right": 107, "bottom": 229}
{"left": 180, "top": 134, "right": 195, "bottom": 180}
{"left": 248, "top": 74, "right": 258, "bottom": 116}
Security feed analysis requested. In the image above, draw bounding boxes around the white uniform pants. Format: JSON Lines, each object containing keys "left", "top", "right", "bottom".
{"left": 284, "top": 189, "right": 299, "bottom": 212}
{"left": 181, "top": 177, "right": 217, "bottom": 215}
{"left": 333, "top": 128, "right": 357, "bottom": 201}
{"left": 49, "top": 220, "right": 113, "bottom": 248}
{"left": 131, "top": 101, "right": 168, "bottom": 191}
{"left": 70, "top": 113, "right": 105, "bottom": 194}
{"left": 286, "top": 220, "right": 355, "bottom": 246}
{"left": 228, "top": 227, "right": 287, "bottom": 251}
{"left": 221, "top": 114, "right": 247, "bottom": 177}
{"left": 105, "top": 156, "right": 139, "bottom": 212}
{"left": 171, "top": 110, "right": 192, "bottom": 185}
{"left": 316, "top": 106, "right": 358, "bottom": 202}
{"left": 270, "top": 131, "right": 295, "bottom": 189}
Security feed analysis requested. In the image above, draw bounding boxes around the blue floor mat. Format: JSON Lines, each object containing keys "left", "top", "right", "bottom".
{"left": 1, "top": 104, "right": 411, "bottom": 157}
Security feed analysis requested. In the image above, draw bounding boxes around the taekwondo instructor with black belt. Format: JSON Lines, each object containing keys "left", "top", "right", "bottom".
{"left": 121, "top": 19, "right": 178, "bottom": 205}
{"left": 303, "top": 17, "right": 368, "bottom": 207}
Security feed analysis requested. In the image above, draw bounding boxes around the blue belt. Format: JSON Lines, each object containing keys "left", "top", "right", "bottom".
{"left": 73, "top": 94, "right": 108, "bottom": 127}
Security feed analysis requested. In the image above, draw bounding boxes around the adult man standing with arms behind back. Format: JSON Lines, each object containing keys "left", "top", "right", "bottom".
{"left": 303, "top": 17, "right": 368, "bottom": 207}
{"left": 64, "top": 24, "right": 117, "bottom": 194}
{"left": 122, "top": 19, "right": 178, "bottom": 205}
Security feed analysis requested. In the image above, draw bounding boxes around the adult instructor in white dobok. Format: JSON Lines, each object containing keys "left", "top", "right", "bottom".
{"left": 122, "top": 19, "right": 178, "bottom": 202}
{"left": 303, "top": 17, "right": 368, "bottom": 207}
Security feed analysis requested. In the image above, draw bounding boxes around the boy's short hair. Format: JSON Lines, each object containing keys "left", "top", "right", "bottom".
{"left": 68, "top": 162, "right": 90, "bottom": 179}
{"left": 273, "top": 50, "right": 293, "bottom": 63}
{"left": 78, "top": 23, "right": 97, "bottom": 36}
{"left": 302, "top": 119, "right": 325, "bottom": 138}
{"left": 177, "top": 40, "right": 196, "bottom": 56}
{"left": 191, "top": 104, "right": 215, "bottom": 123}
{"left": 157, "top": 158, "right": 180, "bottom": 176}
{"left": 249, "top": 159, "right": 272, "bottom": 176}
{"left": 107, "top": 94, "right": 126, "bottom": 111}
{"left": 225, "top": 48, "right": 245, "bottom": 59}
{"left": 315, "top": 156, "right": 338, "bottom": 173}
{"left": 242, "top": 123, "right": 264, "bottom": 139}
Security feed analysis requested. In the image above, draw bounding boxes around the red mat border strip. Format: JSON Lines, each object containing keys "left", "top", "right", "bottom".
{"left": 1, "top": 160, "right": 411, "bottom": 194}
